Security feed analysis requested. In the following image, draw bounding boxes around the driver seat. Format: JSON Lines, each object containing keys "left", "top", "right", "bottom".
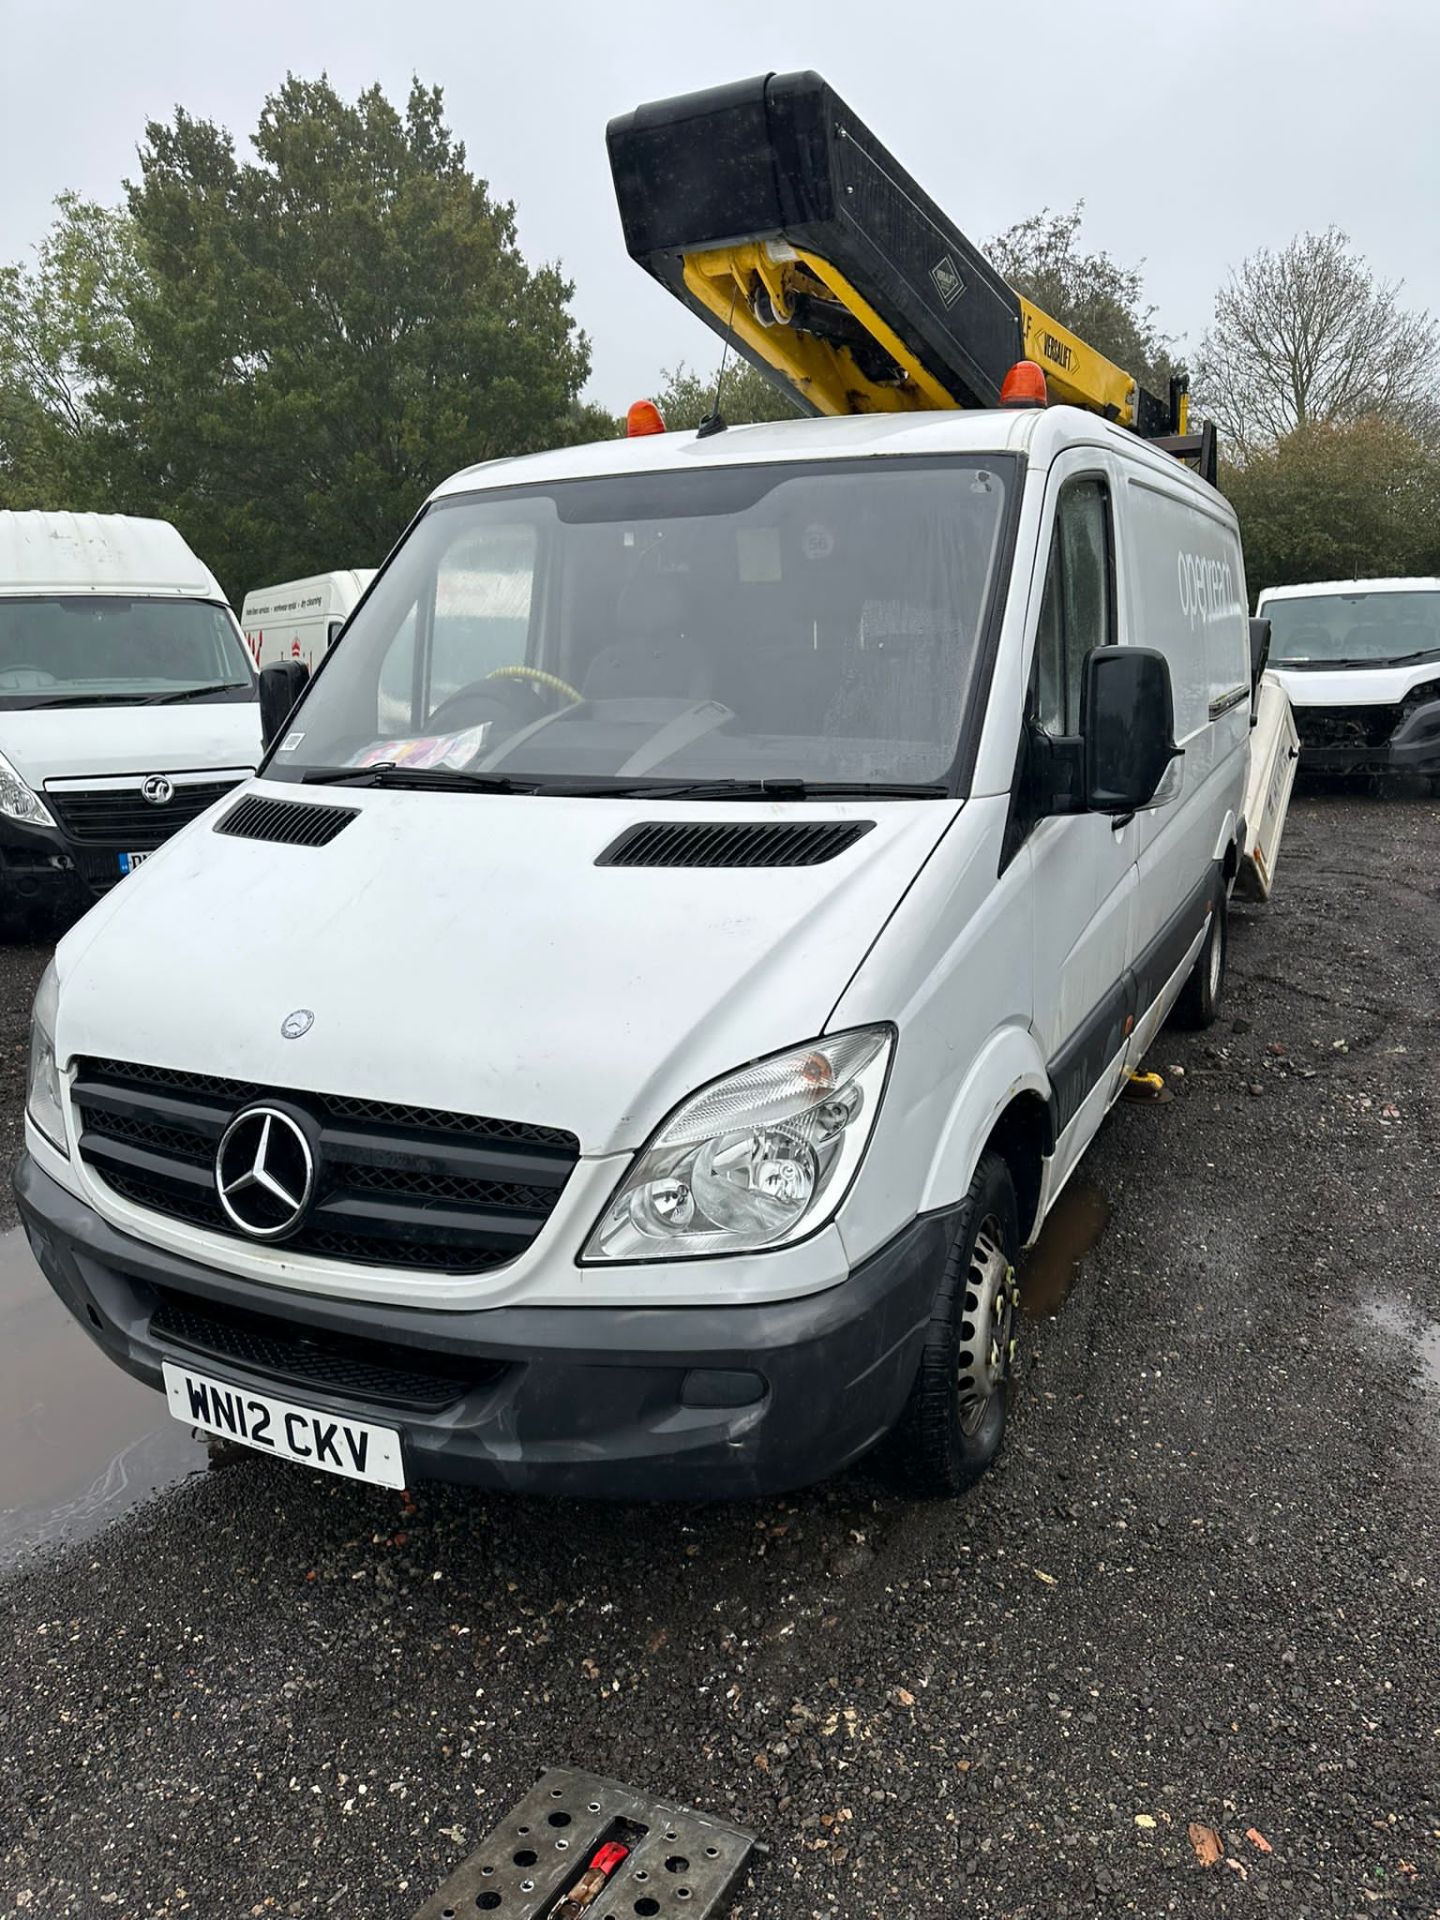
{"left": 584, "top": 569, "right": 714, "bottom": 700}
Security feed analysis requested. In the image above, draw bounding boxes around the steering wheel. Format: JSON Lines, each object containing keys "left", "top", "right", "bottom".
{"left": 485, "top": 665, "right": 584, "bottom": 705}
{"left": 0, "top": 666, "right": 58, "bottom": 687}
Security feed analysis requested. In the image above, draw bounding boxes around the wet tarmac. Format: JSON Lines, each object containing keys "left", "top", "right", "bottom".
{"left": 0, "top": 1224, "right": 206, "bottom": 1568}
{"left": 1019, "top": 1179, "right": 1111, "bottom": 1318}
{"left": 0, "top": 1177, "right": 1116, "bottom": 1573}
{"left": 1363, "top": 1293, "right": 1440, "bottom": 1395}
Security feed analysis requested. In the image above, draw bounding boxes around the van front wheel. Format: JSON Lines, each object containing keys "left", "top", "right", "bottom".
{"left": 894, "top": 1151, "right": 1020, "bottom": 1497}
{"left": 1171, "top": 890, "right": 1228, "bottom": 1030}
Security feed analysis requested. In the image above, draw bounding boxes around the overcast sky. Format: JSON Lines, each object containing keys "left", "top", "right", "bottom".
{"left": 3, "top": 0, "right": 1437, "bottom": 411}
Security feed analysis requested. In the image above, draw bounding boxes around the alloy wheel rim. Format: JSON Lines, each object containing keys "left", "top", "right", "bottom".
{"left": 956, "top": 1219, "right": 1018, "bottom": 1435}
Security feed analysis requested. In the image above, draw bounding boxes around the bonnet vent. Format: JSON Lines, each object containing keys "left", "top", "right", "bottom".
{"left": 214, "top": 794, "right": 359, "bottom": 847}
{"left": 598, "top": 819, "right": 874, "bottom": 868}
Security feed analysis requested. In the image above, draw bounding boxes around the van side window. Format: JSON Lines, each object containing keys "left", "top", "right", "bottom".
{"left": 1033, "top": 478, "right": 1114, "bottom": 736}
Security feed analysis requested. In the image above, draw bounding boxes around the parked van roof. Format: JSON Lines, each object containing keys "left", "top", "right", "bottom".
{"left": 430, "top": 406, "right": 1227, "bottom": 508}
{"left": 1259, "top": 576, "right": 1440, "bottom": 599}
{"left": 1259, "top": 577, "right": 1440, "bottom": 601}
{"left": 240, "top": 570, "right": 376, "bottom": 620}
{"left": 0, "top": 511, "right": 227, "bottom": 602}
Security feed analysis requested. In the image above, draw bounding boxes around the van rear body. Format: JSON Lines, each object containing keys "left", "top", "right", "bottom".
{"left": 1258, "top": 578, "right": 1440, "bottom": 778}
{"left": 242, "top": 570, "right": 377, "bottom": 673}
{"left": 17, "top": 408, "right": 1253, "bottom": 1498}
{"left": 0, "top": 512, "right": 260, "bottom": 921}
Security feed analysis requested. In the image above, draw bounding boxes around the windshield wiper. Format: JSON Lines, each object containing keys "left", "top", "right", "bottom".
{"left": 301, "top": 763, "right": 541, "bottom": 793}
{"left": 18, "top": 692, "right": 154, "bottom": 710}
{"left": 1275, "top": 652, "right": 1440, "bottom": 670}
{"left": 556, "top": 777, "right": 952, "bottom": 800}
{"left": 141, "top": 681, "right": 253, "bottom": 705}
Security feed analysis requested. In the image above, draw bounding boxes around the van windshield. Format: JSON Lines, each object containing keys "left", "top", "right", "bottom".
{"left": 269, "top": 457, "right": 1016, "bottom": 795}
{"left": 0, "top": 597, "right": 255, "bottom": 709}
{"left": 1266, "top": 589, "right": 1440, "bottom": 669}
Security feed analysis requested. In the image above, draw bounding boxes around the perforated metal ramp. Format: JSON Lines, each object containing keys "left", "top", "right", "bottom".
{"left": 410, "top": 1768, "right": 756, "bottom": 1920}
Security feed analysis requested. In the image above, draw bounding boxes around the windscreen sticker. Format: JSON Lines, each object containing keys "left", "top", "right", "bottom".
{"left": 802, "top": 523, "right": 835, "bottom": 561}
{"left": 278, "top": 730, "right": 305, "bottom": 753}
{"left": 737, "top": 527, "right": 783, "bottom": 583}
{"left": 348, "top": 724, "right": 489, "bottom": 770}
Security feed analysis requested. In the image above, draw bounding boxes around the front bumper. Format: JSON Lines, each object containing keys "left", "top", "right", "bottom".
{"left": 15, "top": 1154, "right": 947, "bottom": 1500}
{"left": 1294, "top": 695, "right": 1440, "bottom": 774}
{"left": 0, "top": 815, "right": 102, "bottom": 915}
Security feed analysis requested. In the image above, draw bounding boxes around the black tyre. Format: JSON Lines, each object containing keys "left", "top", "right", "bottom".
{"left": 1171, "top": 889, "right": 1228, "bottom": 1030}
{"left": 894, "top": 1150, "right": 1021, "bottom": 1497}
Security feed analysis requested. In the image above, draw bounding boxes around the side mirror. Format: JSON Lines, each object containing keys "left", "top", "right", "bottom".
{"left": 1081, "top": 646, "right": 1181, "bottom": 814}
{"left": 1248, "top": 617, "right": 1271, "bottom": 693}
{"left": 258, "top": 659, "right": 310, "bottom": 750}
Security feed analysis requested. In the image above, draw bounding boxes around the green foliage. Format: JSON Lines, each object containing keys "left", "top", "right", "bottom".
{"left": 0, "top": 78, "right": 604, "bottom": 602}
{"left": 1221, "top": 417, "right": 1440, "bottom": 598}
{"left": 0, "top": 195, "right": 141, "bottom": 508}
{"left": 649, "top": 356, "right": 802, "bottom": 430}
{"left": 988, "top": 204, "right": 1183, "bottom": 396}
{"left": 108, "top": 76, "right": 599, "bottom": 599}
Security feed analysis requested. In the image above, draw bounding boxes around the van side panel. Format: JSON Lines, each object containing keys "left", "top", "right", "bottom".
{"left": 1119, "top": 470, "right": 1247, "bottom": 1031}
{"left": 827, "top": 796, "right": 1037, "bottom": 1269}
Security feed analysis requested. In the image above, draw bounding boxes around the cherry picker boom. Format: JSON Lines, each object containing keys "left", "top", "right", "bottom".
{"left": 607, "top": 71, "right": 1216, "bottom": 483}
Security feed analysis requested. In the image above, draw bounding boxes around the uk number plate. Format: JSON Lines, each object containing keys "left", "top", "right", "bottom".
{"left": 162, "top": 1361, "right": 406, "bottom": 1488}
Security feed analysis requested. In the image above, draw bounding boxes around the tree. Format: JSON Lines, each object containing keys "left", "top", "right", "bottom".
{"left": 649, "top": 355, "right": 802, "bottom": 430}
{"left": 1, "top": 81, "right": 604, "bottom": 598}
{"left": 988, "top": 204, "right": 1182, "bottom": 395}
{"left": 0, "top": 195, "right": 141, "bottom": 507}
{"left": 1196, "top": 229, "right": 1440, "bottom": 455}
{"left": 1221, "top": 417, "right": 1440, "bottom": 598}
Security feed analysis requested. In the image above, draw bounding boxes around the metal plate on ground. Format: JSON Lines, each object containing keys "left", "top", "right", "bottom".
{"left": 410, "top": 1767, "right": 756, "bottom": 1920}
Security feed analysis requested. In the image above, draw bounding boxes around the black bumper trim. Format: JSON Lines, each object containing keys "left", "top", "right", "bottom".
{"left": 14, "top": 1154, "right": 951, "bottom": 1500}
{"left": 1295, "top": 696, "right": 1440, "bottom": 774}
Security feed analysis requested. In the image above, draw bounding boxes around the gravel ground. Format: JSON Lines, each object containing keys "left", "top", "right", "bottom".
{"left": 1, "top": 790, "right": 1438, "bottom": 1919}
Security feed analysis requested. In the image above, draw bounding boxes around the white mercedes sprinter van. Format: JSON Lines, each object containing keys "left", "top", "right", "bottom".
{"left": 1256, "top": 577, "right": 1440, "bottom": 782}
{"left": 0, "top": 512, "right": 260, "bottom": 925}
{"left": 17, "top": 407, "right": 1251, "bottom": 1499}
{"left": 241, "top": 569, "right": 377, "bottom": 673}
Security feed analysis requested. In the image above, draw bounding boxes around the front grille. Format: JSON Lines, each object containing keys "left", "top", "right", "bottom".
{"left": 73, "top": 1057, "right": 580, "bottom": 1276}
{"left": 1295, "top": 705, "right": 1397, "bottom": 754}
{"left": 1296, "top": 679, "right": 1440, "bottom": 760}
{"left": 598, "top": 819, "right": 875, "bottom": 868}
{"left": 49, "top": 780, "right": 242, "bottom": 849}
{"left": 149, "top": 1291, "right": 494, "bottom": 1411}
{"left": 215, "top": 794, "right": 358, "bottom": 847}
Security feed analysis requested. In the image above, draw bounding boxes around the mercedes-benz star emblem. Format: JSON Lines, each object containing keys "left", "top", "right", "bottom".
{"left": 141, "top": 775, "right": 174, "bottom": 806}
{"left": 215, "top": 1106, "right": 315, "bottom": 1240}
{"left": 281, "top": 1008, "right": 314, "bottom": 1039}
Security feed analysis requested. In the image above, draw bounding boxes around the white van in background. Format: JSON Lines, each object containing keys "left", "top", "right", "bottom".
{"left": 241, "top": 570, "right": 376, "bottom": 672}
{"left": 0, "top": 512, "right": 259, "bottom": 925}
{"left": 20, "top": 406, "right": 1254, "bottom": 1502}
{"left": 1257, "top": 577, "right": 1440, "bottom": 784}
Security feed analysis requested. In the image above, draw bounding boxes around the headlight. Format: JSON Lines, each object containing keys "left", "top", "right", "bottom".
{"left": 27, "top": 960, "right": 68, "bottom": 1155}
{"left": 582, "top": 1026, "right": 893, "bottom": 1263}
{"left": 0, "top": 749, "right": 55, "bottom": 828}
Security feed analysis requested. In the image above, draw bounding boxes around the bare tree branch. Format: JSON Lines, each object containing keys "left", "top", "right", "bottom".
{"left": 1196, "top": 228, "right": 1440, "bottom": 456}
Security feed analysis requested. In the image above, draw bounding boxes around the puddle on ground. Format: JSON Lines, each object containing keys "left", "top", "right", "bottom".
{"left": 1020, "top": 1183, "right": 1111, "bottom": 1318}
{"left": 1362, "top": 1295, "right": 1440, "bottom": 1395}
{"left": 0, "top": 1225, "right": 207, "bottom": 1570}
